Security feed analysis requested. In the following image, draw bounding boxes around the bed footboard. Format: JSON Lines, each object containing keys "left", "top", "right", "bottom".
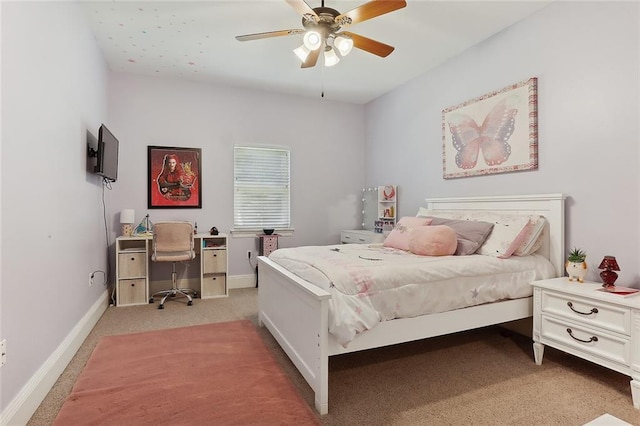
{"left": 257, "top": 256, "right": 331, "bottom": 415}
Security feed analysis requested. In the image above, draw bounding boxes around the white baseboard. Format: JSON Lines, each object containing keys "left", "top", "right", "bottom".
{"left": 229, "top": 273, "right": 256, "bottom": 289}
{"left": 1, "top": 290, "right": 109, "bottom": 426}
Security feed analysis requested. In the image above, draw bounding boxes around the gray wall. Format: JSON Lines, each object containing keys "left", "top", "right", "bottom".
{"left": 365, "top": 1, "right": 640, "bottom": 286}
{"left": 1, "top": 1, "right": 109, "bottom": 414}
{"left": 106, "top": 72, "right": 365, "bottom": 276}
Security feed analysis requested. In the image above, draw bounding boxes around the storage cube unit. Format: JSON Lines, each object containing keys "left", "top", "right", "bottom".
{"left": 201, "top": 236, "right": 228, "bottom": 298}
{"left": 115, "top": 239, "right": 148, "bottom": 306}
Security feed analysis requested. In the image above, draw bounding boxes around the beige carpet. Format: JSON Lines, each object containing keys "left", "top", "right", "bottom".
{"left": 53, "top": 320, "right": 319, "bottom": 425}
{"left": 29, "top": 289, "right": 640, "bottom": 425}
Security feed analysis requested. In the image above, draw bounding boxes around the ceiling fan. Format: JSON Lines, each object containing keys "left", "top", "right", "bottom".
{"left": 235, "top": 0, "right": 407, "bottom": 68}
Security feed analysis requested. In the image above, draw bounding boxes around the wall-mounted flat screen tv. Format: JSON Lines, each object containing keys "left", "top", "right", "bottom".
{"left": 95, "top": 124, "right": 119, "bottom": 182}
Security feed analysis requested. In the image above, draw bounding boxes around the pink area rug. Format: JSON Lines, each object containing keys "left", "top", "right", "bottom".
{"left": 53, "top": 320, "right": 320, "bottom": 425}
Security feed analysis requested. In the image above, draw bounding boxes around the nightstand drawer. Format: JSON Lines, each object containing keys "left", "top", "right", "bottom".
{"left": 542, "top": 291, "right": 631, "bottom": 336}
{"left": 340, "top": 230, "right": 385, "bottom": 244}
{"left": 540, "top": 315, "right": 630, "bottom": 366}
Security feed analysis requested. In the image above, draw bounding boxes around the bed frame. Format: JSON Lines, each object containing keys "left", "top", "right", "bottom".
{"left": 257, "top": 193, "right": 566, "bottom": 415}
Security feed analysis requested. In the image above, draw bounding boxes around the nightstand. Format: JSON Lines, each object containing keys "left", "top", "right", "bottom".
{"left": 340, "top": 230, "right": 385, "bottom": 244}
{"left": 258, "top": 234, "right": 279, "bottom": 257}
{"left": 531, "top": 277, "right": 640, "bottom": 409}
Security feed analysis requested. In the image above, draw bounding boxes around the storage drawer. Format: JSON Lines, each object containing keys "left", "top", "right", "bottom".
{"left": 340, "top": 230, "right": 385, "bottom": 244}
{"left": 118, "top": 253, "right": 147, "bottom": 278}
{"left": 118, "top": 279, "right": 146, "bottom": 306}
{"left": 540, "top": 315, "right": 630, "bottom": 366}
{"left": 201, "top": 274, "right": 226, "bottom": 298}
{"left": 542, "top": 291, "right": 631, "bottom": 336}
{"left": 202, "top": 249, "right": 227, "bottom": 273}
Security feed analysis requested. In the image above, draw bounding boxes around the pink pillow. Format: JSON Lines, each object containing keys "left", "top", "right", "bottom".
{"left": 383, "top": 217, "right": 433, "bottom": 251}
{"left": 409, "top": 225, "right": 457, "bottom": 256}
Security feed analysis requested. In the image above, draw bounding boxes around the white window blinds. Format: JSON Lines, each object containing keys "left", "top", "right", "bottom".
{"left": 233, "top": 146, "right": 290, "bottom": 230}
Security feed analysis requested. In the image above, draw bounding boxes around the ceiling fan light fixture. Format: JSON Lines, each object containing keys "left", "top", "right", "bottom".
{"left": 303, "top": 31, "right": 322, "bottom": 51}
{"left": 323, "top": 48, "right": 340, "bottom": 67}
{"left": 334, "top": 35, "right": 353, "bottom": 57}
{"left": 293, "top": 44, "right": 311, "bottom": 62}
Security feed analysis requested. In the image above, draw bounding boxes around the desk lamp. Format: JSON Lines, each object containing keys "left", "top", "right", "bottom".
{"left": 120, "top": 209, "right": 135, "bottom": 237}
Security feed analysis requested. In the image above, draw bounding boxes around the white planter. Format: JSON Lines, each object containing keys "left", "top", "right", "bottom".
{"left": 566, "top": 261, "right": 587, "bottom": 283}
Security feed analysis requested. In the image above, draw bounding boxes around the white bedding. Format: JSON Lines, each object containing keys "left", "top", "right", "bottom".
{"left": 269, "top": 243, "right": 556, "bottom": 345}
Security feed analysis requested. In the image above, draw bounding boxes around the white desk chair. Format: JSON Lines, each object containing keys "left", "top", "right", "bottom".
{"left": 150, "top": 221, "right": 196, "bottom": 309}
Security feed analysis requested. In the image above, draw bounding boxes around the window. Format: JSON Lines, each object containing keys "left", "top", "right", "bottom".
{"left": 233, "top": 146, "right": 290, "bottom": 232}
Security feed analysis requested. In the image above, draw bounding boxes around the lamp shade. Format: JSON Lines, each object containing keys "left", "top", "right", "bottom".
{"left": 324, "top": 48, "right": 340, "bottom": 67}
{"left": 334, "top": 35, "right": 353, "bottom": 56}
{"left": 303, "top": 31, "right": 322, "bottom": 51}
{"left": 293, "top": 44, "right": 310, "bottom": 62}
{"left": 598, "top": 255, "right": 620, "bottom": 271}
{"left": 120, "top": 209, "right": 135, "bottom": 224}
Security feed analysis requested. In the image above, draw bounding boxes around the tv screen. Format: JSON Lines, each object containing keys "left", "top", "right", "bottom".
{"left": 95, "top": 124, "right": 119, "bottom": 182}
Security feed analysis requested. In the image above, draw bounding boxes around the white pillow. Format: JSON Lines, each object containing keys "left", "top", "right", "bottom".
{"left": 476, "top": 215, "right": 533, "bottom": 258}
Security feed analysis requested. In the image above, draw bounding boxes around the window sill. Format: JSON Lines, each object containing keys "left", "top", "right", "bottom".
{"left": 230, "top": 228, "right": 294, "bottom": 238}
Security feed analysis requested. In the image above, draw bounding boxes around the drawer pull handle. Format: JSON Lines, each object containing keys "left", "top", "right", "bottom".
{"left": 567, "top": 301, "right": 598, "bottom": 315}
{"left": 566, "top": 328, "right": 598, "bottom": 343}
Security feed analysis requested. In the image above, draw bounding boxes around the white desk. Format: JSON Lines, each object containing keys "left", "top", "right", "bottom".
{"left": 115, "top": 233, "right": 228, "bottom": 307}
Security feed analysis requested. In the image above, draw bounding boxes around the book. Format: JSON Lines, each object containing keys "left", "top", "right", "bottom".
{"left": 596, "top": 286, "right": 640, "bottom": 297}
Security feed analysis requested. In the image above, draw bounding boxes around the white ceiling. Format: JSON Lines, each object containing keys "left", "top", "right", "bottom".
{"left": 81, "top": 1, "right": 552, "bottom": 104}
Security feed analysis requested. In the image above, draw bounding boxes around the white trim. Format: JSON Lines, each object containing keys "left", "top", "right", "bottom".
{"left": 230, "top": 228, "right": 294, "bottom": 238}
{"left": 1, "top": 290, "right": 109, "bottom": 426}
{"left": 228, "top": 274, "right": 256, "bottom": 289}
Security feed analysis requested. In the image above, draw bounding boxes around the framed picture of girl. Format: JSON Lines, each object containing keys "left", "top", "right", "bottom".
{"left": 147, "top": 146, "right": 202, "bottom": 209}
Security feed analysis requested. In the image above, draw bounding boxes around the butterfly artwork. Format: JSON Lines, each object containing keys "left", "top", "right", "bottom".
{"left": 442, "top": 77, "right": 538, "bottom": 179}
{"left": 448, "top": 96, "right": 517, "bottom": 170}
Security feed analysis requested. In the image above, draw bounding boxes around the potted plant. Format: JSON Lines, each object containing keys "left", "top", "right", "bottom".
{"left": 566, "top": 247, "right": 587, "bottom": 283}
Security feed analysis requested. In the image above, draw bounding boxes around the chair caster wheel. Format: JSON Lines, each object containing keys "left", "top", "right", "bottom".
{"left": 193, "top": 292, "right": 198, "bottom": 298}
{"left": 149, "top": 298, "right": 154, "bottom": 304}
{"left": 158, "top": 304, "right": 164, "bottom": 309}
{"left": 187, "top": 300, "right": 193, "bottom": 306}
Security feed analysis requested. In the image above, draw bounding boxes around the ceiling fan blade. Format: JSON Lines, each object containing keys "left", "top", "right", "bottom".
{"left": 301, "top": 47, "right": 321, "bottom": 68}
{"left": 235, "top": 29, "right": 305, "bottom": 42}
{"left": 342, "top": 31, "right": 394, "bottom": 57}
{"left": 337, "top": 0, "right": 406, "bottom": 28}
{"left": 285, "top": 0, "right": 318, "bottom": 18}
{"left": 236, "top": 29, "right": 304, "bottom": 41}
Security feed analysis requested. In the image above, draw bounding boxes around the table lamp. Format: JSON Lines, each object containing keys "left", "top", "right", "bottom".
{"left": 120, "top": 209, "right": 135, "bottom": 237}
{"left": 598, "top": 255, "right": 620, "bottom": 289}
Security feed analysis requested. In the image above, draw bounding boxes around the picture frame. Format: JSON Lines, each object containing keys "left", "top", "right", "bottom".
{"left": 148, "top": 146, "right": 202, "bottom": 209}
{"left": 442, "top": 77, "right": 538, "bottom": 179}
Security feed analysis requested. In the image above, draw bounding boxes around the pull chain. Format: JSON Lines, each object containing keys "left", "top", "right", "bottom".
{"left": 321, "top": 50, "right": 325, "bottom": 98}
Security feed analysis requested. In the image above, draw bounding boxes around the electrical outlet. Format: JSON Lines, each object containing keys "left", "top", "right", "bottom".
{"left": 1, "top": 339, "right": 6, "bottom": 368}
{"left": 247, "top": 250, "right": 252, "bottom": 259}
{"left": 89, "top": 272, "right": 94, "bottom": 287}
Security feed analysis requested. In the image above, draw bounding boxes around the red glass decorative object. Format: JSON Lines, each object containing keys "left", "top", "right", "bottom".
{"left": 598, "top": 255, "right": 620, "bottom": 289}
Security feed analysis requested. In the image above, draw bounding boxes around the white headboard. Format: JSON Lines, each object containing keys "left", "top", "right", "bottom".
{"left": 424, "top": 194, "right": 566, "bottom": 277}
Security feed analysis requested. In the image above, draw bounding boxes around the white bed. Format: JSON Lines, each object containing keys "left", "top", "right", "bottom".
{"left": 257, "top": 193, "right": 566, "bottom": 415}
